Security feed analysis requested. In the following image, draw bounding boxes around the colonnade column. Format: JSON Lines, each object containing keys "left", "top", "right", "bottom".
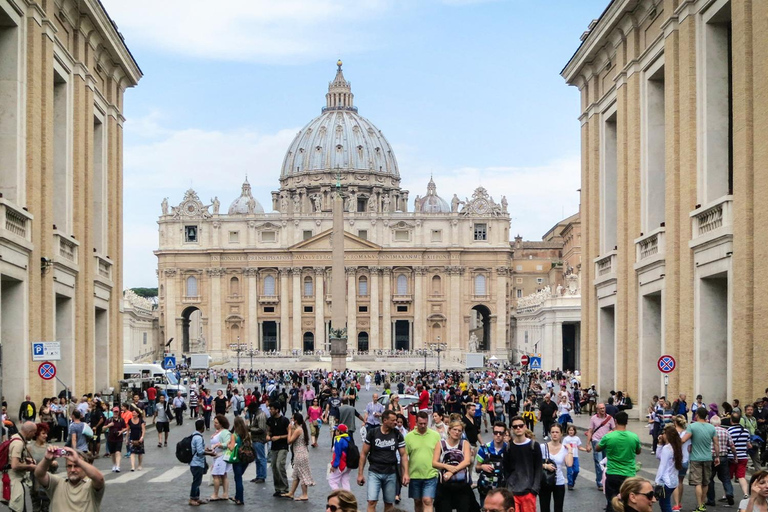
{"left": 553, "top": 321, "right": 563, "bottom": 371}
{"left": 292, "top": 267, "right": 302, "bottom": 351}
{"left": 346, "top": 267, "right": 357, "bottom": 349}
{"left": 246, "top": 268, "right": 258, "bottom": 348}
{"left": 381, "top": 267, "right": 392, "bottom": 350}
{"left": 208, "top": 268, "right": 224, "bottom": 353}
{"left": 414, "top": 267, "right": 426, "bottom": 348}
{"left": 163, "top": 269, "right": 177, "bottom": 349}
{"left": 449, "top": 266, "right": 462, "bottom": 353}
{"left": 370, "top": 268, "right": 380, "bottom": 351}
{"left": 495, "top": 267, "right": 508, "bottom": 355}
{"left": 314, "top": 267, "right": 326, "bottom": 350}
{"left": 279, "top": 268, "right": 290, "bottom": 352}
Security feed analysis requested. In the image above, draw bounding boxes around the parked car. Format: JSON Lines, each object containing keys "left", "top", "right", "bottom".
{"left": 377, "top": 394, "right": 420, "bottom": 411}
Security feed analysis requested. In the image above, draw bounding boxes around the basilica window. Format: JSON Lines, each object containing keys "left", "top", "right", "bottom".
{"left": 261, "top": 231, "right": 276, "bottom": 243}
{"left": 473, "top": 223, "right": 487, "bottom": 241}
{"left": 303, "top": 230, "right": 313, "bottom": 241}
{"left": 517, "top": 289, "right": 523, "bottom": 298}
{"left": 396, "top": 274, "right": 408, "bottom": 295}
{"left": 186, "top": 276, "right": 198, "bottom": 297}
{"left": 474, "top": 275, "right": 487, "bottom": 296}
{"left": 431, "top": 275, "right": 442, "bottom": 295}
{"left": 185, "top": 225, "right": 198, "bottom": 243}
{"left": 304, "top": 276, "right": 313, "bottom": 297}
{"left": 230, "top": 276, "right": 240, "bottom": 296}
{"left": 357, "top": 230, "right": 368, "bottom": 240}
{"left": 431, "top": 230, "right": 442, "bottom": 242}
{"left": 394, "top": 230, "right": 410, "bottom": 242}
{"left": 264, "top": 275, "right": 276, "bottom": 296}
{"left": 358, "top": 276, "right": 368, "bottom": 296}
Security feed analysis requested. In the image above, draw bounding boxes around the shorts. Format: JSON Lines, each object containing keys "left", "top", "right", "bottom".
{"left": 156, "top": 421, "right": 170, "bottom": 433}
{"left": 409, "top": 477, "right": 438, "bottom": 499}
{"left": 730, "top": 459, "right": 747, "bottom": 479}
{"left": 513, "top": 492, "right": 538, "bottom": 512}
{"left": 678, "top": 461, "right": 689, "bottom": 478}
{"left": 367, "top": 471, "right": 397, "bottom": 503}
{"left": 106, "top": 440, "right": 122, "bottom": 454}
{"left": 688, "top": 460, "right": 712, "bottom": 486}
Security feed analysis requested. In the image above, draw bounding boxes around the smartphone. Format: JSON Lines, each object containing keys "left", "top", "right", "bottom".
{"left": 53, "top": 448, "right": 67, "bottom": 457}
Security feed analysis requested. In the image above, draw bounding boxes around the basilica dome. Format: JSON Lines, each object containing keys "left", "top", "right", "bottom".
{"left": 228, "top": 179, "right": 264, "bottom": 214}
{"left": 280, "top": 61, "right": 399, "bottom": 179}
{"left": 416, "top": 177, "right": 451, "bottom": 213}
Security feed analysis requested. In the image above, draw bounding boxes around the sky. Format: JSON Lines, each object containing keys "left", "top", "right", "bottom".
{"left": 103, "top": 0, "right": 609, "bottom": 289}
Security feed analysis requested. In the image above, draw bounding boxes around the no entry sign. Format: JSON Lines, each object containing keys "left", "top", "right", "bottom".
{"left": 657, "top": 355, "right": 676, "bottom": 373}
{"left": 38, "top": 362, "right": 56, "bottom": 380}
{"left": 521, "top": 354, "right": 529, "bottom": 366}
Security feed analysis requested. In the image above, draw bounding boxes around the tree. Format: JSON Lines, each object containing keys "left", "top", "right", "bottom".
{"left": 130, "top": 287, "right": 158, "bottom": 298}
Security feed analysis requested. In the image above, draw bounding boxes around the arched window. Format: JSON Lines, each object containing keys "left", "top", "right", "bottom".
{"left": 264, "top": 275, "right": 276, "bottom": 296}
{"left": 358, "top": 276, "right": 368, "bottom": 296}
{"left": 230, "top": 323, "right": 240, "bottom": 343}
{"left": 304, "top": 276, "right": 313, "bottom": 297}
{"left": 358, "top": 332, "right": 369, "bottom": 352}
{"left": 431, "top": 275, "right": 441, "bottom": 295}
{"left": 396, "top": 274, "right": 408, "bottom": 295}
{"left": 186, "top": 276, "right": 198, "bottom": 297}
{"left": 229, "top": 276, "right": 240, "bottom": 296}
{"left": 474, "top": 274, "right": 486, "bottom": 295}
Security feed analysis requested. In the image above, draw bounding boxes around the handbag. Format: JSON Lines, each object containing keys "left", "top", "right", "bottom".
{"left": 542, "top": 444, "right": 558, "bottom": 488}
{"left": 653, "top": 484, "right": 665, "bottom": 500}
{"left": 223, "top": 434, "right": 239, "bottom": 463}
{"left": 82, "top": 423, "right": 94, "bottom": 438}
{"left": 238, "top": 442, "right": 255, "bottom": 464}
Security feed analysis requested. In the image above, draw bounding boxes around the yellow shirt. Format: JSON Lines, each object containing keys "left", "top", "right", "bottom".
{"left": 459, "top": 382, "right": 468, "bottom": 392}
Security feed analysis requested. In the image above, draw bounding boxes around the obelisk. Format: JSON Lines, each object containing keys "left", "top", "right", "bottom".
{"left": 329, "top": 175, "right": 348, "bottom": 371}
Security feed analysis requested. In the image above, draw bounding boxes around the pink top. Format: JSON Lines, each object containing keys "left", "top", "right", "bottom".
{"left": 588, "top": 414, "right": 616, "bottom": 442}
{"left": 304, "top": 388, "right": 316, "bottom": 402}
{"left": 308, "top": 405, "right": 322, "bottom": 422}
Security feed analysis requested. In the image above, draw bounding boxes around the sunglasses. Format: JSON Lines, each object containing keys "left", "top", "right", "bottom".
{"left": 493, "top": 431, "right": 506, "bottom": 435}
{"left": 511, "top": 424, "right": 525, "bottom": 429}
{"left": 326, "top": 504, "right": 338, "bottom": 512}
{"left": 636, "top": 491, "right": 656, "bottom": 500}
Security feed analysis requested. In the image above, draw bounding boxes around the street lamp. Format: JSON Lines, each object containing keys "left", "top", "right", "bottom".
{"left": 429, "top": 338, "right": 447, "bottom": 372}
{"left": 229, "top": 337, "right": 246, "bottom": 374}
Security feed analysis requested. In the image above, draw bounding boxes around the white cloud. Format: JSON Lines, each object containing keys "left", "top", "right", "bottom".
{"left": 102, "top": 0, "right": 394, "bottom": 63}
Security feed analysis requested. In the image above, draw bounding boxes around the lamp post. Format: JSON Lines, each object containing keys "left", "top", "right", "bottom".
{"left": 229, "top": 337, "right": 245, "bottom": 374}
{"left": 429, "top": 338, "right": 447, "bottom": 373}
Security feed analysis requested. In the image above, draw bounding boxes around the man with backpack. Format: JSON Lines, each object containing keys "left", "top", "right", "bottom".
{"left": 153, "top": 393, "right": 174, "bottom": 448}
{"left": 186, "top": 419, "right": 208, "bottom": 506}
{"left": 248, "top": 402, "right": 268, "bottom": 484}
{"left": 18, "top": 396, "right": 36, "bottom": 424}
{"left": 231, "top": 389, "right": 244, "bottom": 417}
{"left": 5, "top": 421, "right": 36, "bottom": 512}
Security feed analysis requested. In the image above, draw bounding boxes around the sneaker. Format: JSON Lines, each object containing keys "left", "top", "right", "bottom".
{"left": 115, "top": 468, "right": 121, "bottom": 473}
{"left": 694, "top": 505, "right": 706, "bottom": 512}
{"left": 728, "top": 496, "right": 734, "bottom": 506}
{"left": 671, "top": 506, "right": 681, "bottom": 511}
{"left": 719, "top": 497, "right": 729, "bottom": 502}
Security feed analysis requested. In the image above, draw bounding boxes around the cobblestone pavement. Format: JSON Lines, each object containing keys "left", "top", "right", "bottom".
{"left": 91, "top": 385, "right": 739, "bottom": 512}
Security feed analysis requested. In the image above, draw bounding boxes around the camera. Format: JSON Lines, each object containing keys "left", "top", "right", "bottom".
{"left": 53, "top": 448, "right": 67, "bottom": 457}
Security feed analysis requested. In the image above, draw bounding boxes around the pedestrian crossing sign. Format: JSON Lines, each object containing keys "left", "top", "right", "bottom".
{"left": 163, "top": 356, "right": 176, "bottom": 370}
{"left": 529, "top": 356, "right": 542, "bottom": 370}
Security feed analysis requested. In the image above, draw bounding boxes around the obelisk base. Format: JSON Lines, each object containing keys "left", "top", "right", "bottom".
{"left": 330, "top": 336, "right": 347, "bottom": 371}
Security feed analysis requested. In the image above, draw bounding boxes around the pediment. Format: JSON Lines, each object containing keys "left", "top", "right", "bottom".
{"left": 288, "top": 229, "right": 382, "bottom": 251}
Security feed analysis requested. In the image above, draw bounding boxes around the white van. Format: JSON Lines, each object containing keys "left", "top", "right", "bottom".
{"left": 123, "top": 363, "right": 188, "bottom": 397}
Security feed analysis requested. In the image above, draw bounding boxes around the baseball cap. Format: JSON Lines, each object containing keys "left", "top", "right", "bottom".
{"left": 336, "top": 424, "right": 348, "bottom": 433}
{"left": 112, "top": 407, "right": 119, "bottom": 412}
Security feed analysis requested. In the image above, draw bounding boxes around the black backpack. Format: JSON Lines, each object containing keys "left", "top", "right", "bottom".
{"left": 176, "top": 432, "right": 201, "bottom": 464}
{"left": 346, "top": 438, "right": 360, "bottom": 470}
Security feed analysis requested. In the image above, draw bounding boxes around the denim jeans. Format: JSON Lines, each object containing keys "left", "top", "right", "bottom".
{"left": 707, "top": 459, "right": 734, "bottom": 502}
{"left": 658, "top": 484, "right": 676, "bottom": 512}
{"left": 253, "top": 442, "right": 267, "bottom": 480}
{"left": 592, "top": 440, "right": 605, "bottom": 487}
{"left": 232, "top": 461, "right": 249, "bottom": 502}
{"left": 567, "top": 457, "right": 580, "bottom": 487}
{"left": 190, "top": 465, "right": 204, "bottom": 500}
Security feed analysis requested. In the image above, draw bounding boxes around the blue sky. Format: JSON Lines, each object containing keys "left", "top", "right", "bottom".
{"left": 103, "top": 0, "right": 609, "bottom": 288}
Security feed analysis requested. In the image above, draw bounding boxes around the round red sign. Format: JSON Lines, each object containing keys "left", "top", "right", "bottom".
{"left": 521, "top": 354, "right": 530, "bottom": 365}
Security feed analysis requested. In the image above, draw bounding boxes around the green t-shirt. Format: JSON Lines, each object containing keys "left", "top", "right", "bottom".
{"left": 405, "top": 429, "right": 441, "bottom": 480}
{"left": 598, "top": 430, "right": 641, "bottom": 477}
{"left": 687, "top": 421, "right": 716, "bottom": 461}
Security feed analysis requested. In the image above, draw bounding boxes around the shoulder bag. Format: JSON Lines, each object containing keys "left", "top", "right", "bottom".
{"left": 542, "top": 443, "right": 557, "bottom": 488}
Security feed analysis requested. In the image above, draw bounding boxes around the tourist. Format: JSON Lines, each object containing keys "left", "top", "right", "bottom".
{"left": 538, "top": 394, "right": 558, "bottom": 440}
{"left": 610, "top": 477, "right": 657, "bottom": 512}
{"left": 729, "top": 411, "right": 753, "bottom": 499}
{"left": 738, "top": 470, "right": 768, "bottom": 512}
{"left": 482, "top": 488, "right": 516, "bottom": 512}
{"left": 503, "top": 415, "right": 543, "bottom": 512}
{"left": 284, "top": 412, "right": 314, "bottom": 501}
{"left": 655, "top": 425, "right": 683, "bottom": 512}
{"left": 34, "top": 447, "right": 104, "bottom": 511}
{"left": 432, "top": 419, "right": 476, "bottom": 512}
{"left": 329, "top": 424, "right": 352, "bottom": 491}
{"left": 476, "top": 422, "right": 508, "bottom": 504}
{"left": 358, "top": 409, "right": 408, "bottom": 512}
{"left": 248, "top": 402, "right": 268, "bottom": 484}
{"left": 188, "top": 419, "right": 208, "bottom": 506}
{"left": 672, "top": 415, "right": 691, "bottom": 510}
{"left": 266, "top": 402, "right": 290, "bottom": 498}
{"left": 153, "top": 393, "right": 173, "bottom": 447}
{"left": 326, "top": 489, "right": 359, "bottom": 512}
{"left": 708, "top": 415, "right": 736, "bottom": 506}
{"left": 595, "top": 411, "right": 641, "bottom": 512}
{"left": 405, "top": 411, "right": 440, "bottom": 512}
{"left": 127, "top": 409, "right": 145, "bottom": 471}
{"left": 680, "top": 407, "right": 720, "bottom": 512}
{"left": 8, "top": 422, "right": 36, "bottom": 512}
{"left": 209, "top": 414, "right": 231, "bottom": 501}
{"left": 563, "top": 424, "right": 586, "bottom": 490}
{"left": 307, "top": 398, "right": 323, "bottom": 448}
{"left": 539, "top": 423, "right": 573, "bottom": 512}
{"left": 586, "top": 403, "right": 616, "bottom": 491}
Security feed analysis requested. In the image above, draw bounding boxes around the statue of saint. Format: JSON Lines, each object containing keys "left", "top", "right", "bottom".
{"left": 451, "top": 194, "right": 460, "bottom": 213}
{"left": 368, "top": 196, "right": 377, "bottom": 212}
{"left": 501, "top": 196, "right": 508, "bottom": 214}
{"left": 313, "top": 195, "right": 322, "bottom": 213}
{"left": 292, "top": 194, "right": 301, "bottom": 213}
{"left": 382, "top": 194, "right": 391, "bottom": 213}
{"left": 468, "top": 333, "right": 479, "bottom": 353}
{"left": 414, "top": 195, "right": 422, "bottom": 212}
{"left": 161, "top": 197, "right": 169, "bottom": 215}
{"left": 280, "top": 195, "right": 289, "bottom": 213}
{"left": 211, "top": 196, "right": 220, "bottom": 215}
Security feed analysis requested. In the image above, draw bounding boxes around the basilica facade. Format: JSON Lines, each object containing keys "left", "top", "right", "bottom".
{"left": 155, "top": 63, "right": 572, "bottom": 363}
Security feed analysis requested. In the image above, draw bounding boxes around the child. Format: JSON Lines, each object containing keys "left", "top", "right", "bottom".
{"left": 563, "top": 424, "right": 588, "bottom": 490}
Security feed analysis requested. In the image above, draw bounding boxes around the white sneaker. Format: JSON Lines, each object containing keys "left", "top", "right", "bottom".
{"left": 115, "top": 467, "right": 121, "bottom": 473}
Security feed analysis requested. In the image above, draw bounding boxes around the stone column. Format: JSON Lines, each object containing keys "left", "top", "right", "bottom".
{"left": 246, "top": 268, "right": 258, "bottom": 347}
{"left": 370, "top": 268, "right": 380, "bottom": 351}
{"left": 163, "top": 269, "right": 177, "bottom": 349}
{"left": 414, "top": 267, "right": 426, "bottom": 349}
{"left": 381, "top": 267, "right": 392, "bottom": 350}
{"left": 209, "top": 268, "right": 223, "bottom": 353}
{"left": 347, "top": 267, "right": 357, "bottom": 348}
{"left": 495, "top": 267, "right": 509, "bottom": 355}
{"left": 553, "top": 321, "right": 563, "bottom": 372}
{"left": 449, "top": 266, "right": 463, "bottom": 353}
{"left": 279, "top": 268, "right": 290, "bottom": 352}
{"left": 314, "top": 267, "right": 326, "bottom": 350}
{"left": 292, "top": 267, "right": 302, "bottom": 351}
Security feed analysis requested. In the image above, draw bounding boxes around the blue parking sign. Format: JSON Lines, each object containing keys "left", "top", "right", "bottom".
{"left": 163, "top": 356, "right": 176, "bottom": 370}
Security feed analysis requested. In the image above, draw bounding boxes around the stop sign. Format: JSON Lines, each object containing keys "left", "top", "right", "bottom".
{"left": 521, "top": 354, "right": 529, "bottom": 366}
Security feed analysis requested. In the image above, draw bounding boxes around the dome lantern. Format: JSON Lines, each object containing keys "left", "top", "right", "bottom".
{"left": 228, "top": 177, "right": 264, "bottom": 215}
{"left": 324, "top": 59, "right": 356, "bottom": 113}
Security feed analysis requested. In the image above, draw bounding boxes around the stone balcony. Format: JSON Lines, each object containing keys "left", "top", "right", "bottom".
{"left": 0, "top": 198, "right": 33, "bottom": 249}
{"left": 53, "top": 231, "right": 79, "bottom": 272}
{"left": 634, "top": 227, "right": 666, "bottom": 271}
{"left": 391, "top": 294, "right": 413, "bottom": 303}
{"left": 94, "top": 254, "right": 113, "bottom": 284}
{"left": 593, "top": 250, "right": 617, "bottom": 286}
{"left": 182, "top": 295, "right": 202, "bottom": 304}
{"left": 689, "top": 195, "right": 733, "bottom": 250}
{"left": 258, "top": 295, "right": 279, "bottom": 304}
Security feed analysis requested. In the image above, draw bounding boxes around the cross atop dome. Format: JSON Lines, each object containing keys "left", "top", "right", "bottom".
{"left": 324, "top": 59, "right": 357, "bottom": 113}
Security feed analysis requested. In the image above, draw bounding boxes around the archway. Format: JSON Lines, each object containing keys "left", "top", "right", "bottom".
{"left": 358, "top": 332, "right": 369, "bottom": 353}
{"left": 303, "top": 332, "right": 314, "bottom": 352}
{"left": 181, "top": 306, "right": 202, "bottom": 353}
{"left": 470, "top": 305, "right": 491, "bottom": 351}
